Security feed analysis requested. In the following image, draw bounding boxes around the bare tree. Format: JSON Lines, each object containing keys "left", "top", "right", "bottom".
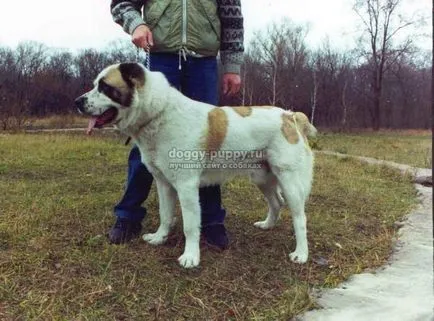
{"left": 0, "top": 42, "right": 48, "bottom": 128}
{"left": 249, "top": 18, "right": 310, "bottom": 108}
{"left": 0, "top": 46, "right": 17, "bottom": 129}
{"left": 353, "top": 0, "right": 416, "bottom": 130}
{"left": 0, "top": 29, "right": 430, "bottom": 130}
{"left": 309, "top": 39, "right": 356, "bottom": 129}
{"left": 310, "top": 66, "right": 317, "bottom": 125}
{"left": 75, "top": 49, "right": 111, "bottom": 89}
{"left": 104, "top": 39, "right": 138, "bottom": 64}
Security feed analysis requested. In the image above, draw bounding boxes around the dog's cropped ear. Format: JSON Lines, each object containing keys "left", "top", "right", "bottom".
{"left": 119, "top": 62, "right": 145, "bottom": 88}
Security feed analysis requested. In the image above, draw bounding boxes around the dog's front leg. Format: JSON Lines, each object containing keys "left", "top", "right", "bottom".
{"left": 176, "top": 182, "right": 201, "bottom": 268}
{"left": 142, "top": 177, "right": 176, "bottom": 245}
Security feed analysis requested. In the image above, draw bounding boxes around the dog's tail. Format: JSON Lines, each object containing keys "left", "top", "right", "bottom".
{"left": 292, "top": 111, "right": 317, "bottom": 138}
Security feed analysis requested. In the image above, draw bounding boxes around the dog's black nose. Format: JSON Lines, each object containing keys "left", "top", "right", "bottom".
{"left": 75, "top": 96, "right": 87, "bottom": 113}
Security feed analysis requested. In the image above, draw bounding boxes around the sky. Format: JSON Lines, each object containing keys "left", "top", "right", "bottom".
{"left": 0, "top": 0, "right": 431, "bottom": 52}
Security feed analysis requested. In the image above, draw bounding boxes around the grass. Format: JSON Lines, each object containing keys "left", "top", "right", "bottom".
{"left": 23, "top": 115, "right": 88, "bottom": 130}
{"left": 0, "top": 133, "right": 418, "bottom": 320}
{"left": 316, "top": 130, "right": 432, "bottom": 168}
{"left": 19, "top": 117, "right": 433, "bottom": 168}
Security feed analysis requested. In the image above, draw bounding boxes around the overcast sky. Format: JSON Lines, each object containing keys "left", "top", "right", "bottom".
{"left": 0, "top": 0, "right": 431, "bottom": 52}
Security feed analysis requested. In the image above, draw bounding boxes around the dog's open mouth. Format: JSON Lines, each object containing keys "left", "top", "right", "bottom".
{"left": 87, "top": 107, "right": 118, "bottom": 135}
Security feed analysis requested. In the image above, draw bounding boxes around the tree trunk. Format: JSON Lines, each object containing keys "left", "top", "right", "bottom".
{"left": 272, "top": 65, "right": 277, "bottom": 106}
{"left": 311, "top": 68, "right": 317, "bottom": 125}
{"left": 241, "top": 67, "right": 246, "bottom": 106}
{"left": 373, "top": 86, "right": 381, "bottom": 130}
{"left": 340, "top": 80, "right": 348, "bottom": 131}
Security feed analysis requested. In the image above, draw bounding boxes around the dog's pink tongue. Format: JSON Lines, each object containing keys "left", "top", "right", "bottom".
{"left": 87, "top": 117, "right": 98, "bottom": 135}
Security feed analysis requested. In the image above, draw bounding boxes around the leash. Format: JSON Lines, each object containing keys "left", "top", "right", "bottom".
{"left": 125, "top": 46, "right": 151, "bottom": 146}
{"left": 136, "top": 45, "right": 151, "bottom": 70}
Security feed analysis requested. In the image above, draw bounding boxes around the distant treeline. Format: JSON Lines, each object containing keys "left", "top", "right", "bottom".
{"left": 0, "top": 19, "right": 431, "bottom": 130}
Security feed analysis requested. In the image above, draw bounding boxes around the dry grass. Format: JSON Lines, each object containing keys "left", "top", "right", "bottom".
{"left": 24, "top": 115, "right": 88, "bottom": 130}
{"left": 0, "top": 133, "right": 417, "bottom": 320}
{"left": 316, "top": 131, "right": 432, "bottom": 168}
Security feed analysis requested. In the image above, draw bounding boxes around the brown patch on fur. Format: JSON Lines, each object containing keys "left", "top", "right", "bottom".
{"left": 231, "top": 106, "right": 253, "bottom": 117}
{"left": 101, "top": 67, "right": 134, "bottom": 106}
{"left": 281, "top": 113, "right": 299, "bottom": 144}
{"left": 294, "top": 112, "right": 309, "bottom": 137}
{"left": 253, "top": 106, "right": 273, "bottom": 109}
{"left": 231, "top": 106, "right": 274, "bottom": 117}
{"left": 119, "top": 63, "right": 145, "bottom": 88}
{"left": 206, "top": 108, "right": 228, "bottom": 151}
{"left": 103, "top": 68, "right": 129, "bottom": 91}
{"left": 294, "top": 112, "right": 316, "bottom": 141}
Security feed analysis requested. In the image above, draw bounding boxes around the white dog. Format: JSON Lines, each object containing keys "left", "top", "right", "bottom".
{"left": 75, "top": 63, "right": 316, "bottom": 269}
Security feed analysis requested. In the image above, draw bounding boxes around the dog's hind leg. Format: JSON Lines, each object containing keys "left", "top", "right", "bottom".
{"left": 143, "top": 178, "right": 176, "bottom": 245}
{"left": 276, "top": 171, "right": 309, "bottom": 264}
{"left": 253, "top": 180, "right": 282, "bottom": 230}
{"left": 176, "top": 181, "right": 201, "bottom": 268}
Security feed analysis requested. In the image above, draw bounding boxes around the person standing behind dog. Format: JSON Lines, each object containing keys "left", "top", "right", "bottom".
{"left": 109, "top": 0, "right": 244, "bottom": 248}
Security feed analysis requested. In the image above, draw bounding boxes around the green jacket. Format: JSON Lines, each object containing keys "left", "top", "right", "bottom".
{"left": 111, "top": 0, "right": 244, "bottom": 74}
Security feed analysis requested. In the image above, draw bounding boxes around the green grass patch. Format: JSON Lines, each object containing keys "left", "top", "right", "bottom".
{"left": 317, "top": 131, "right": 432, "bottom": 168}
{"left": 0, "top": 133, "right": 417, "bottom": 320}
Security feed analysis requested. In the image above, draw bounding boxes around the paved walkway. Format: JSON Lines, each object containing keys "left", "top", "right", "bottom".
{"left": 297, "top": 152, "right": 433, "bottom": 321}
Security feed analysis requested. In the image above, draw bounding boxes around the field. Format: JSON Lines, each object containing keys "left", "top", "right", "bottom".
{"left": 23, "top": 117, "right": 432, "bottom": 168}
{"left": 317, "top": 130, "right": 432, "bottom": 168}
{"left": 0, "top": 131, "right": 422, "bottom": 320}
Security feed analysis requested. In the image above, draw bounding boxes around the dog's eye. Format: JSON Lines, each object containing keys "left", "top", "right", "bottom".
{"left": 98, "top": 81, "right": 109, "bottom": 93}
{"left": 98, "top": 81, "right": 122, "bottom": 100}
{"left": 111, "top": 88, "right": 122, "bottom": 100}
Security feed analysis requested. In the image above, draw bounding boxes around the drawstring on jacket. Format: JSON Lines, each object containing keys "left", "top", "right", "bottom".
{"left": 178, "top": 48, "right": 187, "bottom": 70}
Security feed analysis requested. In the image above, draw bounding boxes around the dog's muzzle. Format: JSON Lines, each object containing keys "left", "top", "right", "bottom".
{"left": 75, "top": 96, "right": 87, "bottom": 114}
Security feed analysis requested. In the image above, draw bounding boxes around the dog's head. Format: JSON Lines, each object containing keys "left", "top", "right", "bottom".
{"left": 74, "top": 62, "right": 145, "bottom": 134}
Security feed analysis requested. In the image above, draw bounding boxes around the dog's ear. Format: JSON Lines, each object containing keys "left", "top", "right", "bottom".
{"left": 119, "top": 62, "right": 145, "bottom": 88}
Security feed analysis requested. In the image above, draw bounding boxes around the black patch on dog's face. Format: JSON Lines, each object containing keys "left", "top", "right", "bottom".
{"left": 119, "top": 63, "right": 145, "bottom": 88}
{"left": 98, "top": 79, "right": 132, "bottom": 107}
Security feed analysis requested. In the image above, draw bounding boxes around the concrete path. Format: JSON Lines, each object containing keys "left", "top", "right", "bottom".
{"left": 297, "top": 152, "right": 433, "bottom": 321}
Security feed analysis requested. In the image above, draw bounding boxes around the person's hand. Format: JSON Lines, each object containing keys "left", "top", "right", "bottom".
{"left": 222, "top": 73, "right": 241, "bottom": 96}
{"left": 132, "top": 25, "right": 154, "bottom": 49}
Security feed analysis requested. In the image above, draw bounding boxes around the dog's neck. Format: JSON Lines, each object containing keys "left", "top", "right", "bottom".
{"left": 131, "top": 108, "right": 165, "bottom": 140}
{"left": 116, "top": 70, "right": 206, "bottom": 144}
{"left": 116, "top": 71, "right": 170, "bottom": 136}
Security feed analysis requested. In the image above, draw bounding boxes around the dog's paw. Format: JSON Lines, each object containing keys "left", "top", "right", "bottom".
{"left": 178, "top": 252, "right": 200, "bottom": 269}
{"left": 142, "top": 232, "right": 167, "bottom": 245}
{"left": 289, "top": 251, "right": 308, "bottom": 264}
{"left": 254, "top": 220, "right": 275, "bottom": 230}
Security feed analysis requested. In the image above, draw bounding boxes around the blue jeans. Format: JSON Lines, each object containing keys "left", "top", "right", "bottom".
{"left": 114, "top": 53, "right": 226, "bottom": 227}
